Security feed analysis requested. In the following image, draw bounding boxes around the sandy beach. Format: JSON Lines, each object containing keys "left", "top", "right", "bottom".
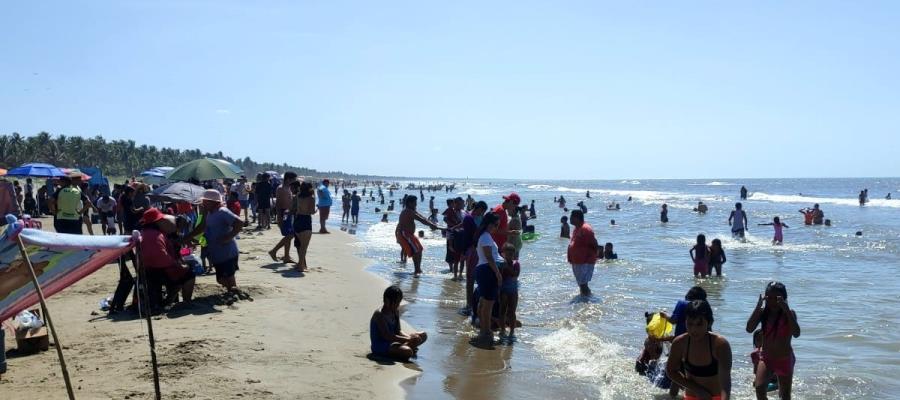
{"left": 1, "top": 221, "right": 420, "bottom": 400}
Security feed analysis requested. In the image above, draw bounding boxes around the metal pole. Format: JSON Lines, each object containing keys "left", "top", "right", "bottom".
{"left": 15, "top": 236, "right": 76, "bottom": 400}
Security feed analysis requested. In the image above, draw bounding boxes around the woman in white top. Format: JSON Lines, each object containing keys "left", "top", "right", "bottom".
{"left": 473, "top": 212, "right": 504, "bottom": 349}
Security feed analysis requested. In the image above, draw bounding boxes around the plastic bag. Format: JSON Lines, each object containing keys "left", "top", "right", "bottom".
{"left": 15, "top": 310, "right": 44, "bottom": 329}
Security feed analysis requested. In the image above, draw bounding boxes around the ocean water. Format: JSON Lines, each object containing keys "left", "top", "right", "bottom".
{"left": 345, "top": 178, "right": 900, "bottom": 399}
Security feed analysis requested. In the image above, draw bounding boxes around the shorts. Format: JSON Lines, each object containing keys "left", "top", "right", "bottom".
{"left": 293, "top": 214, "right": 313, "bottom": 232}
{"left": 501, "top": 278, "right": 519, "bottom": 294}
{"left": 162, "top": 266, "right": 195, "bottom": 285}
{"left": 239, "top": 200, "right": 250, "bottom": 209}
{"left": 684, "top": 395, "right": 721, "bottom": 400}
{"left": 54, "top": 218, "right": 83, "bottom": 234}
{"left": 257, "top": 199, "right": 271, "bottom": 210}
{"left": 280, "top": 214, "right": 295, "bottom": 236}
{"left": 760, "top": 351, "right": 795, "bottom": 377}
{"left": 693, "top": 260, "right": 709, "bottom": 275}
{"left": 213, "top": 257, "right": 238, "bottom": 280}
{"left": 475, "top": 263, "right": 501, "bottom": 301}
{"left": 200, "top": 246, "right": 209, "bottom": 260}
{"left": 396, "top": 230, "right": 423, "bottom": 257}
{"left": 732, "top": 227, "right": 746, "bottom": 238}
{"left": 571, "top": 263, "right": 595, "bottom": 285}
{"left": 351, "top": 207, "right": 359, "bottom": 216}
{"left": 774, "top": 233, "right": 783, "bottom": 243}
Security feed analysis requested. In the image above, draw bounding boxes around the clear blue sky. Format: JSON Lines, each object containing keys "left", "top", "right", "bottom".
{"left": 2, "top": 1, "right": 898, "bottom": 179}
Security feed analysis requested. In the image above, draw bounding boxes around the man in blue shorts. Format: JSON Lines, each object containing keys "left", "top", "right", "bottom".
{"left": 269, "top": 172, "right": 298, "bottom": 263}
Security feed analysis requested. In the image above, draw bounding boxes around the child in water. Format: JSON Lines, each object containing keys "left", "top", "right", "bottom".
{"left": 498, "top": 243, "right": 520, "bottom": 342}
{"left": 560, "top": 215, "right": 570, "bottom": 238}
{"left": 750, "top": 329, "right": 780, "bottom": 393}
{"left": 690, "top": 234, "right": 710, "bottom": 278}
{"left": 370, "top": 285, "right": 427, "bottom": 360}
{"left": 603, "top": 242, "right": 618, "bottom": 260}
{"left": 759, "top": 217, "right": 789, "bottom": 245}
{"left": 708, "top": 238, "right": 726, "bottom": 276}
{"left": 635, "top": 313, "right": 664, "bottom": 376}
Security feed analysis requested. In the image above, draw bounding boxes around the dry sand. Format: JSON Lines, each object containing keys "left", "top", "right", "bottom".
{"left": 1, "top": 222, "right": 420, "bottom": 399}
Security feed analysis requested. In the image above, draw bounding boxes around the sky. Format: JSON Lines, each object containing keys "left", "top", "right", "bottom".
{"left": 2, "top": 1, "right": 899, "bottom": 179}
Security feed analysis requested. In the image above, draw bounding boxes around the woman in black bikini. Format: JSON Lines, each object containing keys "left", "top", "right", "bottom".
{"left": 666, "top": 299, "right": 733, "bottom": 400}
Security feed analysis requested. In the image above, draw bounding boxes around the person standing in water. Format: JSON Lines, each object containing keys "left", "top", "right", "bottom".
{"left": 666, "top": 300, "right": 733, "bottom": 400}
{"left": 690, "top": 234, "right": 710, "bottom": 278}
{"left": 395, "top": 195, "right": 444, "bottom": 276}
{"left": 759, "top": 217, "right": 789, "bottom": 245}
{"left": 567, "top": 209, "right": 599, "bottom": 296}
{"left": 746, "top": 282, "right": 800, "bottom": 400}
{"left": 529, "top": 199, "right": 536, "bottom": 219}
{"left": 740, "top": 186, "right": 748, "bottom": 200}
{"left": 316, "top": 179, "right": 333, "bottom": 233}
{"left": 728, "top": 203, "right": 748, "bottom": 239}
{"left": 660, "top": 204, "right": 669, "bottom": 223}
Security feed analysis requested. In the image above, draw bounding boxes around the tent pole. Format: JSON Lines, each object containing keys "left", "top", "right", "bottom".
{"left": 16, "top": 236, "right": 76, "bottom": 400}
{"left": 133, "top": 245, "right": 162, "bottom": 400}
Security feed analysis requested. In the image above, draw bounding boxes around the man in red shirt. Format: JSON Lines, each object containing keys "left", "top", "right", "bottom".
{"left": 567, "top": 209, "right": 599, "bottom": 296}
{"left": 491, "top": 192, "right": 521, "bottom": 247}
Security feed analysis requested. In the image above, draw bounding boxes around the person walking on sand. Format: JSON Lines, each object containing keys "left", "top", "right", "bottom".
{"left": 395, "top": 195, "right": 444, "bottom": 276}
{"left": 351, "top": 190, "right": 361, "bottom": 224}
{"left": 567, "top": 209, "right": 599, "bottom": 296}
{"left": 231, "top": 176, "right": 251, "bottom": 224}
{"left": 341, "top": 189, "right": 351, "bottom": 224}
{"left": 255, "top": 173, "right": 273, "bottom": 230}
{"left": 269, "top": 172, "right": 298, "bottom": 263}
{"left": 317, "top": 179, "right": 333, "bottom": 233}
{"left": 292, "top": 181, "right": 316, "bottom": 272}
{"left": 729, "top": 202, "right": 748, "bottom": 239}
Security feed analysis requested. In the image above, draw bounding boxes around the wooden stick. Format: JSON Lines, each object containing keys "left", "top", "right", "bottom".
{"left": 133, "top": 246, "right": 162, "bottom": 400}
{"left": 16, "top": 236, "right": 76, "bottom": 400}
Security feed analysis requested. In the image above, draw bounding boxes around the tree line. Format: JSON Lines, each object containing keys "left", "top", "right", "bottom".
{"left": 0, "top": 132, "right": 363, "bottom": 179}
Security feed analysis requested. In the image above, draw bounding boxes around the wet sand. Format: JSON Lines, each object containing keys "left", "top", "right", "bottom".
{"left": 1, "top": 220, "right": 420, "bottom": 399}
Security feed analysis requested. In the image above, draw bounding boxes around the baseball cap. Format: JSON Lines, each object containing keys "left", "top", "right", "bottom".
{"left": 140, "top": 208, "right": 165, "bottom": 225}
{"left": 503, "top": 192, "right": 521, "bottom": 205}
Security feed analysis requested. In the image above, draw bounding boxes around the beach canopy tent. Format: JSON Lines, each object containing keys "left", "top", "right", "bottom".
{"left": 166, "top": 158, "right": 241, "bottom": 181}
{"left": 76, "top": 166, "right": 107, "bottom": 187}
{"left": 0, "top": 216, "right": 137, "bottom": 322}
{"left": 148, "top": 181, "right": 205, "bottom": 204}
{"left": 4, "top": 163, "right": 66, "bottom": 178}
{"left": 0, "top": 215, "right": 140, "bottom": 399}
{"left": 140, "top": 167, "right": 174, "bottom": 185}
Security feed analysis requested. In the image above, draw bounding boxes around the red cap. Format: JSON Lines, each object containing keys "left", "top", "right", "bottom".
{"left": 140, "top": 208, "right": 165, "bottom": 225}
{"left": 503, "top": 192, "right": 521, "bottom": 205}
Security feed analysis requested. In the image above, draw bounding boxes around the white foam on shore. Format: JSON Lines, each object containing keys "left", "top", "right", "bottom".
{"left": 687, "top": 181, "right": 737, "bottom": 186}
{"left": 533, "top": 323, "right": 661, "bottom": 399}
{"left": 750, "top": 192, "right": 900, "bottom": 208}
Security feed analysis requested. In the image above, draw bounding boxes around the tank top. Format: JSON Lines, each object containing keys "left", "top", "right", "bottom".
{"left": 56, "top": 187, "right": 83, "bottom": 220}
{"left": 732, "top": 210, "right": 745, "bottom": 229}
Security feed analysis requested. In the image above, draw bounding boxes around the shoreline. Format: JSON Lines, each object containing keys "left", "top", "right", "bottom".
{"left": 1, "top": 220, "right": 419, "bottom": 399}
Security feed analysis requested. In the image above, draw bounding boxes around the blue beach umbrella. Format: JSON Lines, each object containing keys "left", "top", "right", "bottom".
{"left": 5, "top": 163, "right": 66, "bottom": 178}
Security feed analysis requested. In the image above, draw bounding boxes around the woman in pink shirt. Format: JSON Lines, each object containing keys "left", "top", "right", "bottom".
{"left": 567, "top": 209, "right": 600, "bottom": 296}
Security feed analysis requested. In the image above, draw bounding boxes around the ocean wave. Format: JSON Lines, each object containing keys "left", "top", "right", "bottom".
{"left": 525, "top": 184, "right": 554, "bottom": 190}
{"left": 459, "top": 187, "right": 498, "bottom": 196}
{"left": 750, "top": 192, "right": 900, "bottom": 209}
{"left": 620, "top": 180, "right": 641, "bottom": 185}
{"left": 687, "top": 181, "right": 737, "bottom": 186}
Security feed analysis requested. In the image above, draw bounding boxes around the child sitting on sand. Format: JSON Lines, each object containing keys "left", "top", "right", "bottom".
{"left": 370, "top": 285, "right": 427, "bottom": 361}
{"left": 499, "top": 243, "right": 521, "bottom": 342}
{"left": 560, "top": 215, "right": 570, "bottom": 238}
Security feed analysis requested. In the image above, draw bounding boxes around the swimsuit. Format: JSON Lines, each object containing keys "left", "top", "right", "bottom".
{"left": 761, "top": 314, "right": 796, "bottom": 377}
{"left": 773, "top": 224, "right": 784, "bottom": 243}
{"left": 396, "top": 230, "right": 423, "bottom": 257}
{"left": 683, "top": 335, "right": 718, "bottom": 377}
{"left": 369, "top": 312, "right": 400, "bottom": 356}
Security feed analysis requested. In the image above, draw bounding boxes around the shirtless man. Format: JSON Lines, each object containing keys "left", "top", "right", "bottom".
{"left": 396, "top": 195, "right": 444, "bottom": 276}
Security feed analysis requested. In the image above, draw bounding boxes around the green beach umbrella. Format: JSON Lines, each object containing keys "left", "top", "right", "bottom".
{"left": 166, "top": 158, "right": 242, "bottom": 181}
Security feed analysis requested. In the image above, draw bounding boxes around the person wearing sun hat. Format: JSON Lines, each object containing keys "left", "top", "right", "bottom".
{"left": 490, "top": 192, "right": 521, "bottom": 248}
{"left": 187, "top": 189, "right": 248, "bottom": 301}
{"left": 139, "top": 208, "right": 196, "bottom": 310}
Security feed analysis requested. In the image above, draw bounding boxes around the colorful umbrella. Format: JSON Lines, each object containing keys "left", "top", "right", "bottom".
{"left": 5, "top": 163, "right": 66, "bottom": 178}
{"left": 166, "top": 158, "right": 241, "bottom": 181}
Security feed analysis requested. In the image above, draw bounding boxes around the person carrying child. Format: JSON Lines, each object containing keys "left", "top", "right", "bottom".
{"left": 370, "top": 285, "right": 427, "bottom": 361}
